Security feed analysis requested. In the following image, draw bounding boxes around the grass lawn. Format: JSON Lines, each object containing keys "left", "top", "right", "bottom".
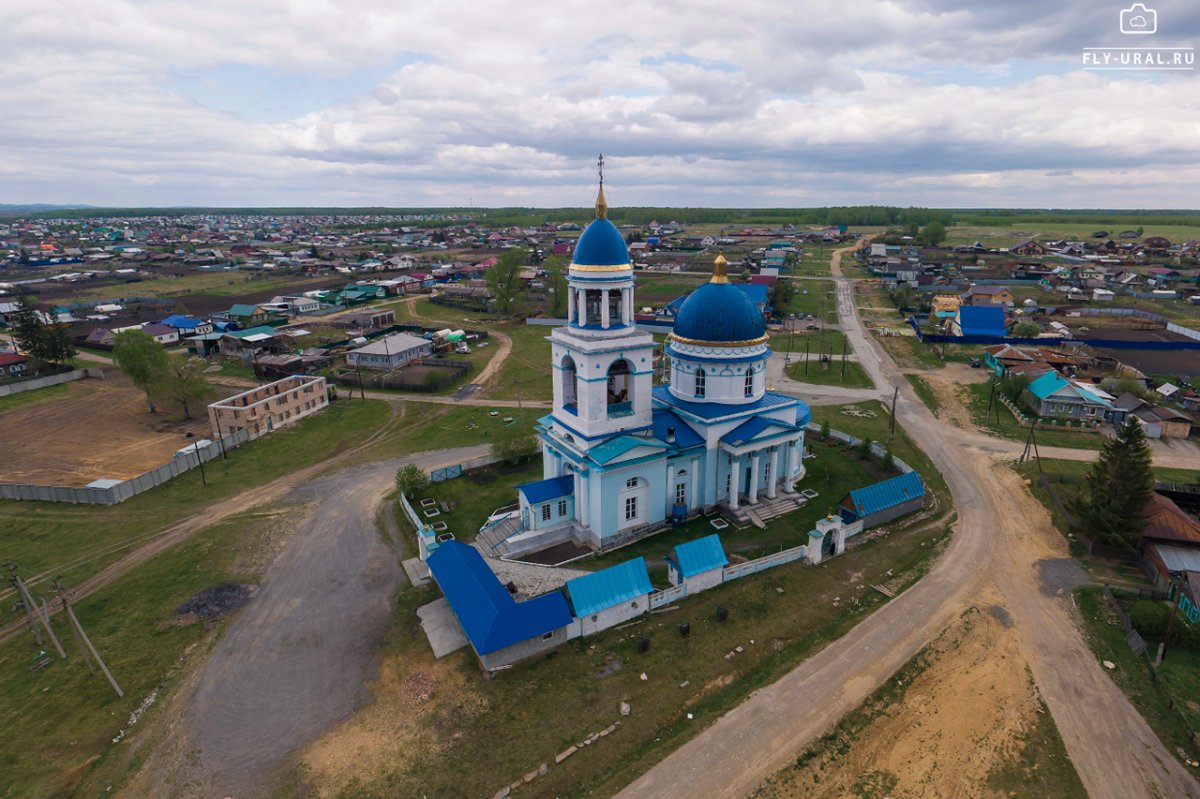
{"left": 0, "top": 382, "right": 72, "bottom": 414}
{"left": 1074, "top": 586, "right": 1200, "bottom": 768}
{"left": 785, "top": 357, "right": 874, "bottom": 389}
{"left": 785, "top": 280, "right": 837, "bottom": 324}
{"left": 810, "top": 401, "right": 951, "bottom": 506}
{"left": 213, "top": 359, "right": 256, "bottom": 380}
{"left": 632, "top": 273, "right": 708, "bottom": 306}
{"left": 417, "top": 460, "right": 542, "bottom": 539}
{"left": 0, "top": 399, "right": 394, "bottom": 596}
{"left": 354, "top": 404, "right": 545, "bottom": 464}
{"left": 489, "top": 323, "right": 554, "bottom": 401}
{"left": 1157, "top": 648, "right": 1200, "bottom": 733}
{"left": 905, "top": 374, "right": 941, "bottom": 416}
{"left": 306, "top": 503, "right": 953, "bottom": 798}
{"left": 0, "top": 503, "right": 288, "bottom": 798}
{"left": 769, "top": 327, "right": 847, "bottom": 354}
{"left": 958, "top": 382, "right": 1107, "bottom": 451}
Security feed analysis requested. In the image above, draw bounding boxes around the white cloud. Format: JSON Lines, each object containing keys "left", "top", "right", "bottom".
{"left": 1, "top": 0, "right": 1198, "bottom": 206}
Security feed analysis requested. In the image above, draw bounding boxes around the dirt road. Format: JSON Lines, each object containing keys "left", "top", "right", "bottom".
{"left": 184, "top": 443, "right": 489, "bottom": 795}
{"left": 618, "top": 242, "right": 1200, "bottom": 799}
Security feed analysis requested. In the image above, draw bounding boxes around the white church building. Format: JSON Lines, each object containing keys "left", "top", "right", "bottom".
{"left": 501, "top": 180, "right": 812, "bottom": 556}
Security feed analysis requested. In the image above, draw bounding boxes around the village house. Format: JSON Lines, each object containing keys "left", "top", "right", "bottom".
{"left": 961, "top": 285, "right": 1015, "bottom": 306}
{"left": 0, "top": 352, "right": 30, "bottom": 377}
{"left": 345, "top": 331, "right": 432, "bottom": 370}
{"left": 139, "top": 322, "right": 180, "bottom": 345}
{"left": 335, "top": 309, "right": 397, "bottom": 331}
{"left": 221, "top": 303, "right": 272, "bottom": 326}
{"left": 1010, "top": 239, "right": 1048, "bottom": 257}
{"left": 1024, "top": 371, "right": 1112, "bottom": 420}
{"left": 1140, "top": 493, "right": 1200, "bottom": 620}
{"left": 949, "top": 305, "right": 1006, "bottom": 337}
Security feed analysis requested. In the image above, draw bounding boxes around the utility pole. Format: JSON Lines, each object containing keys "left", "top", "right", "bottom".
{"left": 5, "top": 563, "right": 65, "bottom": 657}
{"left": 1019, "top": 421, "right": 1043, "bottom": 472}
{"left": 185, "top": 432, "right": 207, "bottom": 486}
{"left": 804, "top": 339, "right": 810, "bottom": 374}
{"left": 53, "top": 579, "right": 124, "bottom": 698}
{"left": 1160, "top": 572, "right": 1189, "bottom": 664}
{"left": 840, "top": 337, "right": 847, "bottom": 381}
{"left": 889, "top": 386, "right": 899, "bottom": 436}
{"left": 986, "top": 377, "right": 998, "bottom": 426}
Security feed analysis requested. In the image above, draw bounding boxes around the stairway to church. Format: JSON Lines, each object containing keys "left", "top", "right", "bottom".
{"left": 729, "top": 493, "right": 808, "bottom": 527}
{"left": 476, "top": 514, "right": 524, "bottom": 554}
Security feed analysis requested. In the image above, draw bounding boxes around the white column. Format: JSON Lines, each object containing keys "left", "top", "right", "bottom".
{"left": 728, "top": 457, "right": 740, "bottom": 509}
{"left": 601, "top": 289, "right": 611, "bottom": 329}
{"left": 579, "top": 473, "right": 589, "bottom": 528}
{"left": 578, "top": 289, "right": 587, "bottom": 326}
{"left": 690, "top": 457, "right": 699, "bottom": 509}
{"left": 573, "top": 470, "right": 583, "bottom": 522}
{"left": 567, "top": 289, "right": 575, "bottom": 323}
{"left": 767, "top": 447, "right": 779, "bottom": 499}
{"left": 624, "top": 287, "right": 633, "bottom": 325}
{"left": 785, "top": 440, "right": 800, "bottom": 492}
{"left": 666, "top": 463, "right": 676, "bottom": 517}
{"left": 748, "top": 452, "right": 761, "bottom": 504}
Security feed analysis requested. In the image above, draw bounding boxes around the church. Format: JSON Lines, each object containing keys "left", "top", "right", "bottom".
{"left": 502, "top": 178, "right": 812, "bottom": 556}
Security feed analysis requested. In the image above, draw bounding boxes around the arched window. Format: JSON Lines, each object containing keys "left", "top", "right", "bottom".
{"left": 695, "top": 368, "right": 706, "bottom": 398}
{"left": 607, "top": 359, "right": 634, "bottom": 418}
{"left": 744, "top": 369, "right": 754, "bottom": 397}
{"left": 561, "top": 355, "right": 578, "bottom": 409}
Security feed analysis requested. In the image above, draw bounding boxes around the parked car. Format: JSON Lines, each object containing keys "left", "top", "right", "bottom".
{"left": 969, "top": 358, "right": 981, "bottom": 368}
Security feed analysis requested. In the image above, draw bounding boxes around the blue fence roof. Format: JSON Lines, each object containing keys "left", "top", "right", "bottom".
{"left": 844, "top": 472, "right": 926, "bottom": 519}
{"left": 672, "top": 534, "right": 729, "bottom": 577}
{"left": 957, "top": 306, "right": 1007, "bottom": 337}
{"left": 517, "top": 475, "right": 574, "bottom": 505}
{"left": 426, "top": 541, "right": 573, "bottom": 655}
{"left": 565, "top": 557, "right": 653, "bottom": 617}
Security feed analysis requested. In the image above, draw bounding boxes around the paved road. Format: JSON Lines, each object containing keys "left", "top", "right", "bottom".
{"left": 186, "top": 444, "right": 489, "bottom": 795}
{"left": 618, "top": 243, "right": 1200, "bottom": 799}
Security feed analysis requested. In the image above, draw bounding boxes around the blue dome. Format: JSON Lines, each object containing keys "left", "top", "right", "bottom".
{"left": 672, "top": 282, "right": 766, "bottom": 343}
{"left": 571, "top": 218, "right": 630, "bottom": 267}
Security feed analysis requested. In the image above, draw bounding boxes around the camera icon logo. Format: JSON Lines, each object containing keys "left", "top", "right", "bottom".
{"left": 1120, "top": 3, "right": 1157, "bottom": 35}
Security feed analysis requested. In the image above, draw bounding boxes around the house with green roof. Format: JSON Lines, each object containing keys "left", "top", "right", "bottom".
{"left": 222, "top": 303, "right": 270, "bottom": 326}
{"left": 1024, "top": 371, "right": 1113, "bottom": 420}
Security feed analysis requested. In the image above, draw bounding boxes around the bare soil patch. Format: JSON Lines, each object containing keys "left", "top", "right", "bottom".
{"left": 0, "top": 370, "right": 232, "bottom": 486}
{"left": 919, "top": 374, "right": 976, "bottom": 430}
{"left": 755, "top": 608, "right": 1044, "bottom": 799}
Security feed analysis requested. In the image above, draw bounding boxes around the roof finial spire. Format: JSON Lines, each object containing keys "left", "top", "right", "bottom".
{"left": 711, "top": 251, "right": 729, "bottom": 284}
{"left": 595, "top": 153, "right": 608, "bottom": 219}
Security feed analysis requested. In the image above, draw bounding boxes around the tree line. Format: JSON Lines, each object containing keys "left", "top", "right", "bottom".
{"left": 8, "top": 296, "right": 76, "bottom": 368}
{"left": 112, "top": 331, "right": 215, "bottom": 419}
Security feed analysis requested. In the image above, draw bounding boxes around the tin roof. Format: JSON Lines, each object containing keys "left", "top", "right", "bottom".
{"left": 844, "top": 472, "right": 926, "bottom": 518}
{"left": 565, "top": 558, "right": 653, "bottom": 617}
{"left": 672, "top": 534, "right": 728, "bottom": 577}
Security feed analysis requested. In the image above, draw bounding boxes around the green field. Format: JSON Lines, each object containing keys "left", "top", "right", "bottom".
{"left": 942, "top": 223, "right": 1200, "bottom": 249}
{"left": 784, "top": 357, "right": 874, "bottom": 389}
{"left": 904, "top": 374, "right": 941, "bottom": 416}
{"left": 0, "top": 382, "right": 72, "bottom": 414}
{"left": 785, "top": 279, "right": 837, "bottom": 323}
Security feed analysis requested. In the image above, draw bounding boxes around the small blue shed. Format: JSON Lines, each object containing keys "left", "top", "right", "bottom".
{"left": 838, "top": 472, "right": 926, "bottom": 528}
{"left": 666, "top": 534, "right": 729, "bottom": 591}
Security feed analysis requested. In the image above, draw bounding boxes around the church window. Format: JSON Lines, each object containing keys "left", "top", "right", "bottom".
{"left": 626, "top": 477, "right": 638, "bottom": 489}
{"left": 695, "top": 369, "right": 706, "bottom": 398}
{"left": 542, "top": 504, "right": 552, "bottom": 521}
{"left": 725, "top": 474, "right": 731, "bottom": 495}
{"left": 676, "top": 483, "right": 687, "bottom": 506}
{"left": 744, "top": 370, "right": 754, "bottom": 397}
{"left": 558, "top": 499, "right": 568, "bottom": 517}
{"left": 625, "top": 496, "right": 638, "bottom": 521}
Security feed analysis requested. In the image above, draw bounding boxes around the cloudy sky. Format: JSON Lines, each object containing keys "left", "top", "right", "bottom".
{"left": 2, "top": 0, "right": 1198, "bottom": 208}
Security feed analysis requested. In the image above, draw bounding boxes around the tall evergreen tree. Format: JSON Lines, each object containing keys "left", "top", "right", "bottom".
{"left": 10, "top": 295, "right": 49, "bottom": 362}
{"left": 1071, "top": 418, "right": 1154, "bottom": 547}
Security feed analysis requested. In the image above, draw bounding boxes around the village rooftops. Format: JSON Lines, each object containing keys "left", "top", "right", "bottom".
{"left": 564, "top": 558, "right": 653, "bottom": 617}
{"left": 1144, "top": 493, "right": 1200, "bottom": 546}
{"left": 348, "top": 331, "right": 430, "bottom": 356}
{"left": 426, "top": 540, "right": 573, "bottom": 655}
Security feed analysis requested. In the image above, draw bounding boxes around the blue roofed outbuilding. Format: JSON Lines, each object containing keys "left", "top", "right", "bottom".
{"left": 565, "top": 557, "right": 653, "bottom": 618}
{"left": 953, "top": 306, "right": 1006, "bottom": 337}
{"left": 838, "top": 472, "right": 926, "bottom": 527}
{"left": 426, "top": 540, "right": 573, "bottom": 669}
{"left": 666, "top": 534, "right": 728, "bottom": 591}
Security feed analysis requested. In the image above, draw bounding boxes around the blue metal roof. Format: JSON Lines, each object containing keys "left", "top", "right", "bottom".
{"left": 160, "top": 314, "right": 206, "bottom": 329}
{"left": 517, "top": 475, "right": 574, "bottom": 505}
{"left": 650, "top": 409, "right": 705, "bottom": 449}
{"left": 795, "top": 402, "right": 813, "bottom": 428}
{"left": 570, "top": 218, "right": 630, "bottom": 267}
{"left": 653, "top": 385, "right": 796, "bottom": 421}
{"left": 672, "top": 534, "right": 729, "bottom": 577}
{"left": 589, "top": 435, "right": 670, "bottom": 465}
{"left": 1027, "top": 371, "right": 1110, "bottom": 406}
{"left": 426, "top": 541, "right": 573, "bottom": 655}
{"left": 672, "top": 281, "right": 765, "bottom": 343}
{"left": 957, "top": 306, "right": 1006, "bottom": 337}
{"left": 844, "top": 472, "right": 926, "bottom": 518}
{"left": 720, "top": 416, "right": 798, "bottom": 447}
{"left": 565, "top": 557, "right": 653, "bottom": 616}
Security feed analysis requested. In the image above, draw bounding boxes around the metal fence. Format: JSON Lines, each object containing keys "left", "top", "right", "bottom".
{"left": 722, "top": 544, "right": 808, "bottom": 582}
{"left": 430, "top": 454, "right": 499, "bottom": 483}
{"left": 0, "top": 428, "right": 250, "bottom": 505}
{"left": 0, "top": 367, "right": 104, "bottom": 397}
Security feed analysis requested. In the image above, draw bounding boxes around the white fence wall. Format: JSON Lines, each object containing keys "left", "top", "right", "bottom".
{"left": 0, "top": 367, "right": 105, "bottom": 397}
{"left": 649, "top": 583, "right": 687, "bottom": 609}
{"left": 0, "top": 428, "right": 250, "bottom": 505}
{"left": 722, "top": 544, "right": 808, "bottom": 581}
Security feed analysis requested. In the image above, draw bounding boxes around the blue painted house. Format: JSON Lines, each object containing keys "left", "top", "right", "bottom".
{"left": 1023, "top": 371, "right": 1113, "bottom": 420}
{"left": 564, "top": 557, "right": 653, "bottom": 635}
{"left": 838, "top": 472, "right": 926, "bottom": 527}
{"left": 426, "top": 540, "right": 573, "bottom": 670}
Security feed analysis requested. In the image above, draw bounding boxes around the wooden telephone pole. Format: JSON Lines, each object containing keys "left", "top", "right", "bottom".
{"left": 53, "top": 579, "right": 124, "bottom": 698}
{"left": 5, "top": 562, "right": 65, "bottom": 657}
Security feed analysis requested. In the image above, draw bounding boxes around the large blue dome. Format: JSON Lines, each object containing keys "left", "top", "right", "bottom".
{"left": 571, "top": 218, "right": 630, "bottom": 267}
{"left": 672, "top": 281, "right": 766, "bottom": 343}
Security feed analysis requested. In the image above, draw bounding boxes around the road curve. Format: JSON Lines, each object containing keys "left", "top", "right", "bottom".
{"left": 617, "top": 242, "right": 1200, "bottom": 799}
